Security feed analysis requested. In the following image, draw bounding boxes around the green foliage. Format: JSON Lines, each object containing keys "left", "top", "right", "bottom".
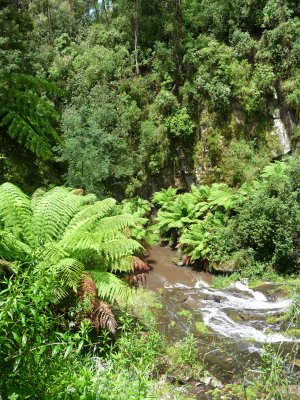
{"left": 152, "top": 183, "right": 241, "bottom": 252}
{"left": 220, "top": 140, "right": 270, "bottom": 186}
{"left": 288, "top": 285, "right": 300, "bottom": 322}
{"left": 153, "top": 192, "right": 199, "bottom": 245}
{"left": 118, "top": 197, "right": 151, "bottom": 242}
{"left": 215, "top": 156, "right": 300, "bottom": 272}
{"left": 59, "top": 84, "right": 138, "bottom": 197}
{"left": 153, "top": 155, "right": 300, "bottom": 275}
{"left": 0, "top": 182, "right": 142, "bottom": 299}
{"left": 0, "top": 73, "right": 62, "bottom": 160}
{"left": 167, "top": 107, "right": 195, "bottom": 138}
{"left": 152, "top": 187, "right": 178, "bottom": 208}
{"left": 0, "top": 264, "right": 93, "bottom": 399}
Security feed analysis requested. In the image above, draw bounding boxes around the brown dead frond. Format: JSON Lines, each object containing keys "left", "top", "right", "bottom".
{"left": 78, "top": 275, "right": 98, "bottom": 304}
{"left": 77, "top": 275, "right": 117, "bottom": 334}
{"left": 132, "top": 256, "right": 151, "bottom": 273}
{"left": 92, "top": 301, "right": 117, "bottom": 334}
{"left": 71, "top": 188, "right": 85, "bottom": 196}
{"left": 126, "top": 257, "right": 152, "bottom": 287}
{"left": 128, "top": 273, "right": 147, "bottom": 286}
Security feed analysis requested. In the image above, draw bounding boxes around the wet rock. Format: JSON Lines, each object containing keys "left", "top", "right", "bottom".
{"left": 202, "top": 375, "right": 223, "bottom": 388}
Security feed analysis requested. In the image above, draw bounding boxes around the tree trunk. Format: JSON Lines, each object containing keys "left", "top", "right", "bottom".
{"left": 45, "top": 0, "right": 54, "bottom": 44}
{"left": 134, "top": 0, "right": 140, "bottom": 75}
{"left": 92, "top": 0, "right": 100, "bottom": 22}
{"left": 101, "top": 0, "right": 110, "bottom": 27}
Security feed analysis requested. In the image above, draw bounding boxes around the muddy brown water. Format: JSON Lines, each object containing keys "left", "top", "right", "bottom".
{"left": 145, "top": 245, "right": 300, "bottom": 390}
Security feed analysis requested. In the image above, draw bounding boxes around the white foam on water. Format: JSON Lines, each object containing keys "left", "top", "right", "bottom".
{"left": 194, "top": 279, "right": 209, "bottom": 288}
{"left": 163, "top": 275, "right": 296, "bottom": 344}
{"left": 273, "top": 108, "right": 291, "bottom": 154}
{"left": 230, "top": 281, "right": 268, "bottom": 302}
{"left": 165, "top": 279, "right": 209, "bottom": 289}
{"left": 200, "top": 287, "right": 291, "bottom": 311}
{"left": 165, "top": 283, "right": 191, "bottom": 289}
{"left": 201, "top": 307, "right": 298, "bottom": 343}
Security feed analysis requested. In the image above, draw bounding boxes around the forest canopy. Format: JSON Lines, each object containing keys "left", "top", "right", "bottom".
{"left": 0, "top": 0, "right": 299, "bottom": 197}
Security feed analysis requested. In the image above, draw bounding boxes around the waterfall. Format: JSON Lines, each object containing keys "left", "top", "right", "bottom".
{"left": 272, "top": 107, "right": 291, "bottom": 155}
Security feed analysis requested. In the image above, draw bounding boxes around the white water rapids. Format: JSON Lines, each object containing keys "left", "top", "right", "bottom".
{"left": 147, "top": 246, "right": 299, "bottom": 352}
{"left": 165, "top": 280, "right": 298, "bottom": 344}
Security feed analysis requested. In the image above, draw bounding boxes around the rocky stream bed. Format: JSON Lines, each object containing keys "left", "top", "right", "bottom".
{"left": 145, "top": 246, "right": 300, "bottom": 398}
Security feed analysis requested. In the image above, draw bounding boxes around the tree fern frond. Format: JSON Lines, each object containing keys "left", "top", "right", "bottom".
{"left": 30, "top": 188, "right": 47, "bottom": 210}
{"left": 62, "top": 198, "right": 116, "bottom": 240}
{"left": 96, "top": 214, "right": 135, "bottom": 233}
{"left": 52, "top": 258, "right": 84, "bottom": 292}
{"left": 0, "top": 183, "right": 32, "bottom": 241}
{"left": 132, "top": 256, "right": 151, "bottom": 273}
{"left": 0, "top": 230, "right": 31, "bottom": 261}
{"left": 152, "top": 187, "right": 178, "bottom": 207}
{"left": 38, "top": 242, "right": 69, "bottom": 264}
{"left": 2, "top": 111, "right": 54, "bottom": 160}
{"left": 77, "top": 275, "right": 117, "bottom": 333}
{"left": 109, "top": 256, "right": 133, "bottom": 273}
{"left": 207, "top": 183, "right": 236, "bottom": 211}
{"left": 92, "top": 271, "right": 129, "bottom": 302}
{"left": 78, "top": 274, "right": 98, "bottom": 301}
{"left": 77, "top": 193, "right": 98, "bottom": 205}
{"left": 2, "top": 72, "right": 63, "bottom": 94}
{"left": 98, "top": 239, "right": 142, "bottom": 261}
{"left": 62, "top": 214, "right": 134, "bottom": 251}
{"left": 31, "top": 187, "right": 80, "bottom": 245}
{"left": 0, "top": 72, "right": 63, "bottom": 159}
{"left": 92, "top": 301, "right": 117, "bottom": 334}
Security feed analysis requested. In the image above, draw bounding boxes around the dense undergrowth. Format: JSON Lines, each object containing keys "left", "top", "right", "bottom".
{"left": 152, "top": 154, "right": 300, "bottom": 280}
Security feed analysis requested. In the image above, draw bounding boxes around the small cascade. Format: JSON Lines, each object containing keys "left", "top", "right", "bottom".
{"left": 272, "top": 108, "right": 291, "bottom": 155}
{"left": 198, "top": 284, "right": 295, "bottom": 343}
{"left": 201, "top": 308, "right": 294, "bottom": 343}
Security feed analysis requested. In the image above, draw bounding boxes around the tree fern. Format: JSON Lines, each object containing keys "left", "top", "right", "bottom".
{"left": 153, "top": 192, "right": 199, "bottom": 244}
{"left": 152, "top": 187, "right": 178, "bottom": 208}
{"left": 206, "top": 183, "right": 236, "bottom": 211}
{"left": 0, "top": 183, "right": 143, "bottom": 331}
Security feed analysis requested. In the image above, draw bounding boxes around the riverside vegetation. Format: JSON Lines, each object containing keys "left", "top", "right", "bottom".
{"left": 1, "top": 0, "right": 300, "bottom": 399}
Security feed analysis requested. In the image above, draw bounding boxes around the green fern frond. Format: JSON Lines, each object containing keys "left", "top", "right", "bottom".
{"left": 38, "top": 242, "right": 69, "bottom": 264}
{"left": 0, "top": 72, "right": 63, "bottom": 160}
{"left": 92, "top": 271, "right": 129, "bottom": 302}
{"left": 62, "top": 198, "right": 116, "bottom": 240}
{"left": 152, "top": 187, "right": 178, "bottom": 207}
{"left": 31, "top": 187, "right": 80, "bottom": 245}
{"left": 98, "top": 238, "right": 142, "bottom": 261}
{"left": 2, "top": 111, "right": 54, "bottom": 160}
{"left": 52, "top": 258, "right": 84, "bottom": 292}
{"left": 0, "top": 230, "right": 32, "bottom": 261}
{"left": 207, "top": 183, "right": 236, "bottom": 211}
{"left": 109, "top": 256, "right": 134, "bottom": 273}
{"left": 0, "top": 183, "right": 32, "bottom": 240}
{"left": 97, "top": 214, "right": 134, "bottom": 232}
{"left": 30, "top": 188, "right": 47, "bottom": 210}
